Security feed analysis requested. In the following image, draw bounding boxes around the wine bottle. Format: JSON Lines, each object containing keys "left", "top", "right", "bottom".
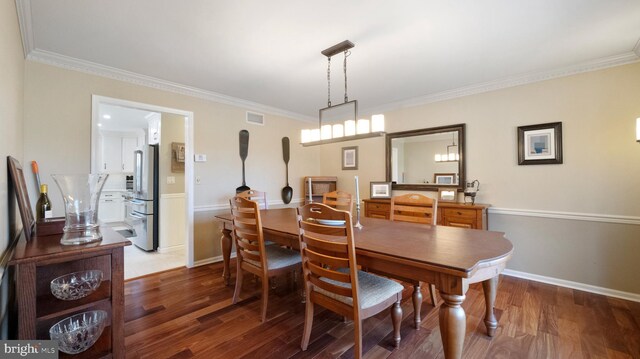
{"left": 36, "top": 183, "right": 53, "bottom": 220}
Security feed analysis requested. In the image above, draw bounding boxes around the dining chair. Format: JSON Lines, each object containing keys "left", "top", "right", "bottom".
{"left": 322, "top": 190, "right": 353, "bottom": 213}
{"left": 390, "top": 193, "right": 438, "bottom": 324}
{"left": 297, "top": 203, "right": 403, "bottom": 358}
{"left": 237, "top": 189, "right": 268, "bottom": 209}
{"left": 230, "top": 196, "right": 301, "bottom": 322}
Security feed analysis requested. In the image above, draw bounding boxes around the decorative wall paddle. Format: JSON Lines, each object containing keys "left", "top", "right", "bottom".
{"left": 236, "top": 130, "right": 250, "bottom": 194}
{"left": 281, "top": 137, "right": 293, "bottom": 204}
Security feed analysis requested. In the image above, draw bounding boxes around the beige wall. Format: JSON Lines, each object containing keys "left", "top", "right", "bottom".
{"left": 0, "top": 0, "right": 25, "bottom": 338}
{"left": 159, "top": 113, "right": 186, "bottom": 195}
{"left": 318, "top": 63, "right": 640, "bottom": 294}
{"left": 23, "top": 61, "right": 319, "bottom": 261}
{"left": 1, "top": 0, "right": 25, "bottom": 253}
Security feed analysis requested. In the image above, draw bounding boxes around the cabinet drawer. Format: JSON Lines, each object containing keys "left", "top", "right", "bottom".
{"left": 368, "top": 203, "right": 390, "bottom": 211}
{"left": 443, "top": 208, "right": 477, "bottom": 219}
{"left": 36, "top": 255, "right": 112, "bottom": 318}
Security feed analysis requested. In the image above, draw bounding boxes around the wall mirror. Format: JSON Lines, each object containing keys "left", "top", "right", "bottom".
{"left": 386, "top": 124, "right": 465, "bottom": 191}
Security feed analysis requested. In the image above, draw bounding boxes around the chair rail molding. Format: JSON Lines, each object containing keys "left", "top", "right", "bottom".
{"left": 489, "top": 207, "right": 640, "bottom": 226}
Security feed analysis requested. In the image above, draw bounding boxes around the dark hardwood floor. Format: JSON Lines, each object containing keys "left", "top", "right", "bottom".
{"left": 124, "top": 262, "right": 640, "bottom": 359}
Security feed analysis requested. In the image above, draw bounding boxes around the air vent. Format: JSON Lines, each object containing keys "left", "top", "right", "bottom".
{"left": 246, "top": 111, "right": 265, "bottom": 126}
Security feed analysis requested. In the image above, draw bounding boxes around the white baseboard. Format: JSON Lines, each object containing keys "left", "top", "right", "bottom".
{"left": 193, "top": 252, "right": 236, "bottom": 267}
{"left": 157, "top": 244, "right": 185, "bottom": 254}
{"left": 502, "top": 269, "right": 640, "bottom": 303}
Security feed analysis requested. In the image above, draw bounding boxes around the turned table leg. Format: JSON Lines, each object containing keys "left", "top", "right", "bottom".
{"left": 482, "top": 275, "right": 499, "bottom": 336}
{"left": 412, "top": 282, "right": 422, "bottom": 329}
{"left": 438, "top": 293, "right": 466, "bottom": 359}
{"left": 221, "top": 226, "right": 232, "bottom": 286}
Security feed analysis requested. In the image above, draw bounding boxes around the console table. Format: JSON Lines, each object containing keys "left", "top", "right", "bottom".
{"left": 363, "top": 198, "right": 489, "bottom": 230}
{"left": 10, "top": 227, "right": 130, "bottom": 358}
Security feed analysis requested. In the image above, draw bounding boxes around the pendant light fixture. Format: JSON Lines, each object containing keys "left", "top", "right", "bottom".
{"left": 435, "top": 133, "right": 460, "bottom": 162}
{"left": 301, "top": 40, "right": 385, "bottom": 146}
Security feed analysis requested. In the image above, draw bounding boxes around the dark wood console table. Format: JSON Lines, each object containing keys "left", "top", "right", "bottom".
{"left": 10, "top": 227, "right": 130, "bottom": 358}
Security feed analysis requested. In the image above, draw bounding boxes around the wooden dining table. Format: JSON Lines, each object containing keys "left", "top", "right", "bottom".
{"left": 215, "top": 208, "right": 513, "bottom": 359}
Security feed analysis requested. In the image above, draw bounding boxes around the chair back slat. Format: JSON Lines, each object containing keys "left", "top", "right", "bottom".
{"left": 230, "top": 196, "right": 267, "bottom": 270}
{"left": 297, "top": 203, "right": 360, "bottom": 307}
{"left": 237, "top": 189, "right": 268, "bottom": 209}
{"left": 390, "top": 193, "right": 437, "bottom": 225}
{"left": 322, "top": 190, "right": 353, "bottom": 213}
{"left": 308, "top": 275, "right": 354, "bottom": 298}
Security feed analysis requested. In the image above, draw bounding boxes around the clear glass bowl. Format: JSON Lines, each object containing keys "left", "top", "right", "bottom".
{"left": 49, "top": 310, "right": 107, "bottom": 354}
{"left": 50, "top": 270, "right": 103, "bottom": 301}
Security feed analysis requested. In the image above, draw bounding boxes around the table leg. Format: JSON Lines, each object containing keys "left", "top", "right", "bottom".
{"left": 482, "top": 275, "right": 499, "bottom": 336}
{"left": 221, "top": 227, "right": 232, "bottom": 286}
{"left": 438, "top": 293, "right": 466, "bottom": 359}
{"left": 412, "top": 283, "right": 422, "bottom": 329}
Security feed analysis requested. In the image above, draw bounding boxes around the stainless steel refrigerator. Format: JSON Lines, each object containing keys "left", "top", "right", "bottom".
{"left": 127, "top": 144, "right": 159, "bottom": 251}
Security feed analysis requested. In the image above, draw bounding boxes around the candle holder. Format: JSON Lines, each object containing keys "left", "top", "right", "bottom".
{"left": 354, "top": 202, "right": 363, "bottom": 229}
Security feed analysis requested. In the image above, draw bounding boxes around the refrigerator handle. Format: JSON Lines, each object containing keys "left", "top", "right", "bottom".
{"left": 134, "top": 149, "right": 143, "bottom": 193}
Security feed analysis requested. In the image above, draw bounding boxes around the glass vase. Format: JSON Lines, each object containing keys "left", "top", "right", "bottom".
{"left": 52, "top": 174, "right": 108, "bottom": 245}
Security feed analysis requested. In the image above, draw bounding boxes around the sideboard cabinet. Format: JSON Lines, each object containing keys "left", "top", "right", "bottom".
{"left": 10, "top": 227, "right": 129, "bottom": 358}
{"left": 363, "top": 198, "right": 489, "bottom": 230}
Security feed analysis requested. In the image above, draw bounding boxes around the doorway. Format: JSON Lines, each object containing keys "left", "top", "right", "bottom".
{"left": 91, "top": 95, "right": 194, "bottom": 278}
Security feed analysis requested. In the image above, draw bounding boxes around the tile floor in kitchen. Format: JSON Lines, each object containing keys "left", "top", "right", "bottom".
{"left": 108, "top": 222, "right": 186, "bottom": 279}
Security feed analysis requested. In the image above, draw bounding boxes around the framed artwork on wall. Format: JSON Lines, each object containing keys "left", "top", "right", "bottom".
{"left": 517, "top": 122, "right": 563, "bottom": 165}
{"left": 342, "top": 146, "right": 358, "bottom": 170}
{"left": 370, "top": 181, "right": 392, "bottom": 199}
{"left": 434, "top": 173, "right": 455, "bottom": 184}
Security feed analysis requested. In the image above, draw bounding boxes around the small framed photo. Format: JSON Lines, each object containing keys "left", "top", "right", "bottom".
{"left": 342, "top": 146, "right": 358, "bottom": 170}
{"left": 370, "top": 181, "right": 392, "bottom": 199}
{"left": 518, "top": 122, "right": 563, "bottom": 165}
{"left": 438, "top": 188, "right": 457, "bottom": 203}
{"left": 434, "top": 173, "right": 455, "bottom": 185}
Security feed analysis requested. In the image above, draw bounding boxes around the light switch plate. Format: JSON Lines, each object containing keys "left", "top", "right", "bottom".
{"left": 194, "top": 154, "right": 207, "bottom": 162}
{"left": 167, "top": 176, "right": 176, "bottom": 184}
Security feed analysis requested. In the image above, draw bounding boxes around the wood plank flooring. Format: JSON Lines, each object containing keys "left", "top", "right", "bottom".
{"left": 124, "top": 262, "right": 640, "bottom": 358}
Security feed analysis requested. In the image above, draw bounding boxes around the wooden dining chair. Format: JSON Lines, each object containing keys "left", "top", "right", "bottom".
{"left": 297, "top": 203, "right": 403, "bottom": 358}
{"left": 322, "top": 190, "right": 353, "bottom": 213}
{"left": 230, "top": 196, "right": 301, "bottom": 322}
{"left": 390, "top": 193, "right": 438, "bottom": 325}
{"left": 237, "top": 189, "right": 268, "bottom": 209}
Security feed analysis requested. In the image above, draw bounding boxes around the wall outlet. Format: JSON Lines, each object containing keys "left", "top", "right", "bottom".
{"left": 194, "top": 154, "right": 207, "bottom": 162}
{"left": 196, "top": 176, "right": 201, "bottom": 184}
{"left": 166, "top": 176, "right": 175, "bottom": 184}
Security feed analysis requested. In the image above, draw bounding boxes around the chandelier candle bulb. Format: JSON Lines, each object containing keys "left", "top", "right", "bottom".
{"left": 310, "top": 129, "right": 320, "bottom": 142}
{"left": 321, "top": 125, "right": 332, "bottom": 140}
{"left": 332, "top": 124, "right": 344, "bottom": 138}
{"left": 371, "top": 115, "right": 385, "bottom": 132}
{"left": 357, "top": 119, "right": 370, "bottom": 134}
{"left": 301, "top": 129, "right": 311, "bottom": 143}
{"left": 345, "top": 120, "right": 356, "bottom": 136}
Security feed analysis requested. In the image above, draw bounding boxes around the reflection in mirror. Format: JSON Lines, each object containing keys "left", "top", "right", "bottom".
{"left": 386, "top": 124, "right": 465, "bottom": 192}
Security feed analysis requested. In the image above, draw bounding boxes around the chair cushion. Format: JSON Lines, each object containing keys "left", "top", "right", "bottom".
{"left": 314, "top": 270, "right": 403, "bottom": 310}
{"left": 244, "top": 245, "right": 301, "bottom": 271}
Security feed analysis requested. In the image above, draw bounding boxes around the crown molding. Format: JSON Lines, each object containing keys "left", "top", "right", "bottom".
{"left": 362, "top": 51, "right": 640, "bottom": 116}
{"left": 15, "top": 0, "right": 34, "bottom": 57}
{"left": 25, "top": 49, "right": 316, "bottom": 122}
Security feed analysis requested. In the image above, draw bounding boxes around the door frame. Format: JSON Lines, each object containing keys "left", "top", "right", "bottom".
{"left": 91, "top": 95, "right": 195, "bottom": 267}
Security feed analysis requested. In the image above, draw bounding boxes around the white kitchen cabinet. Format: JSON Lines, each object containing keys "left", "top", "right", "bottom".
{"left": 100, "top": 133, "right": 139, "bottom": 173}
{"left": 99, "top": 192, "right": 125, "bottom": 223}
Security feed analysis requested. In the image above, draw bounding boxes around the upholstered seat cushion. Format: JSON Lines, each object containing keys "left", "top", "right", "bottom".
{"left": 314, "top": 270, "right": 403, "bottom": 310}
{"left": 244, "top": 245, "right": 301, "bottom": 270}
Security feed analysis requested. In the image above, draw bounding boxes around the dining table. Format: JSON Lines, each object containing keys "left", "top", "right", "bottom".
{"left": 215, "top": 207, "right": 513, "bottom": 359}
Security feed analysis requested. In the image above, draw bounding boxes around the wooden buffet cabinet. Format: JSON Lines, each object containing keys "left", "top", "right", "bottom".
{"left": 9, "top": 227, "right": 130, "bottom": 358}
{"left": 363, "top": 198, "right": 489, "bottom": 230}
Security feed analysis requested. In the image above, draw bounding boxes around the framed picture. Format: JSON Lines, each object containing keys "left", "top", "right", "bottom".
{"left": 518, "top": 122, "right": 563, "bottom": 165}
{"left": 434, "top": 173, "right": 455, "bottom": 185}
{"left": 342, "top": 146, "right": 358, "bottom": 170}
{"left": 7, "top": 157, "right": 36, "bottom": 240}
{"left": 438, "top": 188, "right": 457, "bottom": 203}
{"left": 370, "top": 181, "right": 392, "bottom": 199}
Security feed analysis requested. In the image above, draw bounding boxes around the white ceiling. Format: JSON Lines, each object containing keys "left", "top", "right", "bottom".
{"left": 19, "top": 0, "right": 640, "bottom": 120}
{"left": 97, "top": 103, "right": 158, "bottom": 131}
